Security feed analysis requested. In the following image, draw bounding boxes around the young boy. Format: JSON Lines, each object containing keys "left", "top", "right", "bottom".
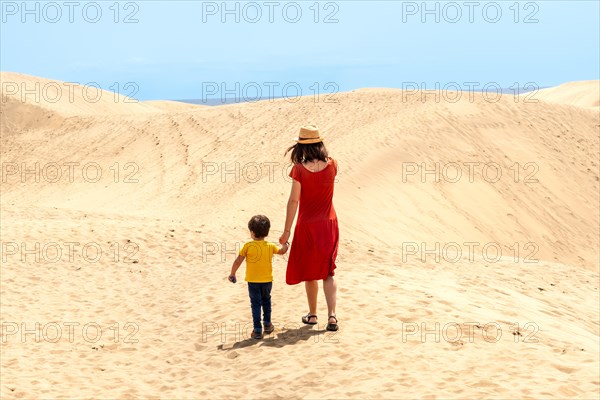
{"left": 228, "top": 215, "right": 289, "bottom": 339}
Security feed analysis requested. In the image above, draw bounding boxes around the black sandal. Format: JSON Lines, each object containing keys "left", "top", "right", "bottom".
{"left": 326, "top": 315, "right": 338, "bottom": 331}
{"left": 302, "top": 314, "right": 318, "bottom": 325}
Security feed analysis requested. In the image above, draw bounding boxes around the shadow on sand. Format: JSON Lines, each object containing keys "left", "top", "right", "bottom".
{"left": 216, "top": 326, "right": 328, "bottom": 350}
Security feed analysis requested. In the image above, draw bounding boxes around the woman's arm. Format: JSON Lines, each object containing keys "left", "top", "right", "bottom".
{"left": 284, "top": 179, "right": 301, "bottom": 231}
{"left": 279, "top": 179, "right": 301, "bottom": 244}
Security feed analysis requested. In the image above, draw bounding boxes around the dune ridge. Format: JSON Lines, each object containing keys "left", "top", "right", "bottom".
{"left": 534, "top": 80, "right": 600, "bottom": 109}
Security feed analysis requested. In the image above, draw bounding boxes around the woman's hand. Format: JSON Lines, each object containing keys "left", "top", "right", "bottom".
{"left": 279, "top": 230, "right": 290, "bottom": 245}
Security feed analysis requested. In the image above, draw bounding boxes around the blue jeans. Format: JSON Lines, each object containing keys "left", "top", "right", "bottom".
{"left": 248, "top": 282, "right": 272, "bottom": 333}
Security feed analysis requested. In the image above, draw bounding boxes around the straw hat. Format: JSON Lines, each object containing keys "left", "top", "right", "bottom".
{"left": 294, "top": 125, "right": 324, "bottom": 144}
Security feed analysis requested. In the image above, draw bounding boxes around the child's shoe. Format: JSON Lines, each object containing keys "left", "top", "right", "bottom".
{"left": 251, "top": 329, "right": 263, "bottom": 339}
{"left": 263, "top": 323, "right": 274, "bottom": 334}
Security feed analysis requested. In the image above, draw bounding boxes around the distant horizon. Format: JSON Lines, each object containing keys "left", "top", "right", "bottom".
{"left": 0, "top": 70, "right": 567, "bottom": 103}
{"left": 0, "top": 70, "right": 565, "bottom": 104}
{"left": 172, "top": 84, "right": 554, "bottom": 105}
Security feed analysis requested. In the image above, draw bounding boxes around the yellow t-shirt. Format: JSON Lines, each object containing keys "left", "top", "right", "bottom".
{"left": 240, "top": 240, "right": 280, "bottom": 283}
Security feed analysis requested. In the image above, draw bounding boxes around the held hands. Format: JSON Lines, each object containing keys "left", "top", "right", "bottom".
{"left": 279, "top": 230, "right": 290, "bottom": 245}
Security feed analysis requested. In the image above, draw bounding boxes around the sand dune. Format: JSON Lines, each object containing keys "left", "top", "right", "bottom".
{"left": 534, "top": 80, "right": 600, "bottom": 109}
{"left": 0, "top": 72, "right": 165, "bottom": 117}
{"left": 1, "top": 73, "right": 598, "bottom": 399}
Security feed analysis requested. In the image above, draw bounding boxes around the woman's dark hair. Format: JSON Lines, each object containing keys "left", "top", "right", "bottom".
{"left": 248, "top": 215, "right": 270, "bottom": 238}
{"left": 285, "top": 142, "right": 329, "bottom": 164}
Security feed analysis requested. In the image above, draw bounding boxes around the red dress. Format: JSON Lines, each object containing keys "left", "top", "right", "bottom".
{"left": 286, "top": 158, "right": 339, "bottom": 285}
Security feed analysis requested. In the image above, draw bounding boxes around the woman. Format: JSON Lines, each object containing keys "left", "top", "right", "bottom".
{"left": 279, "top": 125, "right": 339, "bottom": 332}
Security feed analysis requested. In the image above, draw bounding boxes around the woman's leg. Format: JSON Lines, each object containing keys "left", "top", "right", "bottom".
{"left": 323, "top": 275, "right": 337, "bottom": 323}
{"left": 305, "top": 280, "right": 318, "bottom": 323}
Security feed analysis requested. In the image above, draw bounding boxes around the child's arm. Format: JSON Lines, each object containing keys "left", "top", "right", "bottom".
{"left": 277, "top": 241, "right": 289, "bottom": 255}
{"left": 229, "top": 255, "right": 245, "bottom": 283}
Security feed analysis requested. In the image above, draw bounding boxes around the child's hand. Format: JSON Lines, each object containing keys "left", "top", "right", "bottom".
{"left": 277, "top": 241, "right": 290, "bottom": 255}
{"left": 228, "top": 274, "right": 237, "bottom": 284}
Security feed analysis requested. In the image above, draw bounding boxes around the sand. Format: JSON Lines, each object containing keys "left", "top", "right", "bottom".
{"left": 1, "top": 72, "right": 599, "bottom": 399}
{"left": 535, "top": 81, "right": 600, "bottom": 109}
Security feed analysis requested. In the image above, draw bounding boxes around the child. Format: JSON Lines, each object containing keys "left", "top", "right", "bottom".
{"left": 228, "top": 215, "right": 289, "bottom": 339}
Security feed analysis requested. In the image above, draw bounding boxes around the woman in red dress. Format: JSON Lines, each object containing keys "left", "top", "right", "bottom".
{"left": 279, "top": 125, "right": 339, "bottom": 331}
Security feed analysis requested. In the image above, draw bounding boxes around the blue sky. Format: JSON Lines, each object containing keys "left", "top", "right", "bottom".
{"left": 1, "top": 0, "right": 599, "bottom": 100}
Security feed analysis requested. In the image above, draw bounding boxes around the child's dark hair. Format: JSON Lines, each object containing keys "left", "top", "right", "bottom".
{"left": 285, "top": 142, "right": 329, "bottom": 164}
{"left": 248, "top": 215, "right": 270, "bottom": 238}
